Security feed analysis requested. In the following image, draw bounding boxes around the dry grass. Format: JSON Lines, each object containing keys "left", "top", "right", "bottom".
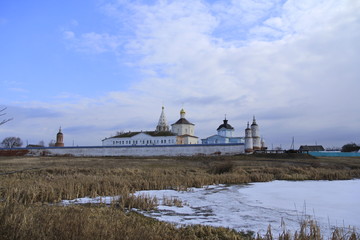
{"left": 1, "top": 154, "right": 360, "bottom": 239}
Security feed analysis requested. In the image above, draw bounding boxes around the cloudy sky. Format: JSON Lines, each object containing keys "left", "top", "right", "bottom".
{"left": 1, "top": 0, "right": 359, "bottom": 149}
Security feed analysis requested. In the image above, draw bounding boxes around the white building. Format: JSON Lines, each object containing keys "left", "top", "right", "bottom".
{"left": 171, "top": 108, "right": 198, "bottom": 144}
{"left": 102, "top": 131, "right": 177, "bottom": 146}
{"left": 102, "top": 106, "right": 177, "bottom": 146}
{"left": 201, "top": 118, "right": 244, "bottom": 144}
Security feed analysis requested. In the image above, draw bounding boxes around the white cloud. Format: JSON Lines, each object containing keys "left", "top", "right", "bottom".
{"left": 63, "top": 31, "right": 123, "bottom": 54}
{"left": 63, "top": 30, "right": 75, "bottom": 40}
{"left": 14, "top": 0, "right": 360, "bottom": 147}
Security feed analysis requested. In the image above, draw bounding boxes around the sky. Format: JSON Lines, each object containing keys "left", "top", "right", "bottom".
{"left": 0, "top": 0, "right": 359, "bottom": 149}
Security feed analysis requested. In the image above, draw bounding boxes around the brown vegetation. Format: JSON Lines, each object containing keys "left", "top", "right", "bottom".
{"left": 1, "top": 154, "right": 360, "bottom": 239}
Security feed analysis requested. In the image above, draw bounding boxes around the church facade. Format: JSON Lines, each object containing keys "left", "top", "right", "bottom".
{"left": 102, "top": 106, "right": 198, "bottom": 146}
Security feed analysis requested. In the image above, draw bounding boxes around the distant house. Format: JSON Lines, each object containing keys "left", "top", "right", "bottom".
{"left": 299, "top": 145, "right": 325, "bottom": 152}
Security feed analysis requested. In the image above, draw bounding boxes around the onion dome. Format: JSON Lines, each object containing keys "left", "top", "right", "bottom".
{"left": 217, "top": 119, "right": 234, "bottom": 131}
{"left": 251, "top": 116, "right": 258, "bottom": 126}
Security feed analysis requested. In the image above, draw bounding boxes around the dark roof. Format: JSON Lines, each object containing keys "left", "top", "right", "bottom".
{"left": 26, "top": 144, "right": 43, "bottom": 148}
{"left": 179, "top": 134, "right": 198, "bottom": 138}
{"left": 113, "top": 132, "right": 140, "bottom": 138}
{"left": 111, "top": 131, "right": 176, "bottom": 138}
{"left": 172, "top": 118, "right": 194, "bottom": 125}
{"left": 149, "top": 131, "right": 176, "bottom": 137}
{"left": 298, "top": 145, "right": 325, "bottom": 151}
{"left": 217, "top": 119, "right": 234, "bottom": 131}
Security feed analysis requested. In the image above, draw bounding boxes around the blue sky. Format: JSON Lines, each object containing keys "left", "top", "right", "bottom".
{"left": 1, "top": 0, "right": 359, "bottom": 149}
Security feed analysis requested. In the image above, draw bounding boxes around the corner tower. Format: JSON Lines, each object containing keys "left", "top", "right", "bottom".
{"left": 55, "top": 127, "right": 64, "bottom": 147}
{"left": 251, "top": 116, "right": 261, "bottom": 150}
{"left": 245, "top": 122, "right": 253, "bottom": 153}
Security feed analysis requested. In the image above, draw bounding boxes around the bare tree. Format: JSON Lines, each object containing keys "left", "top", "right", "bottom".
{"left": 48, "top": 140, "right": 56, "bottom": 147}
{"left": 1, "top": 137, "right": 23, "bottom": 148}
{"left": 0, "top": 107, "right": 13, "bottom": 126}
{"left": 116, "top": 130, "right": 125, "bottom": 136}
{"left": 38, "top": 140, "right": 45, "bottom": 147}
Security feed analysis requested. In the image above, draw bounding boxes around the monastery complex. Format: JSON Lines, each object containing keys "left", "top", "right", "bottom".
{"left": 101, "top": 107, "right": 266, "bottom": 153}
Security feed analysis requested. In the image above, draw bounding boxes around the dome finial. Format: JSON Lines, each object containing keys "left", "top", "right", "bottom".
{"left": 252, "top": 115, "right": 257, "bottom": 125}
{"left": 180, "top": 108, "right": 186, "bottom": 118}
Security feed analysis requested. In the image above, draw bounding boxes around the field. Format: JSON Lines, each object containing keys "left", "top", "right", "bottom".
{"left": 1, "top": 154, "right": 360, "bottom": 239}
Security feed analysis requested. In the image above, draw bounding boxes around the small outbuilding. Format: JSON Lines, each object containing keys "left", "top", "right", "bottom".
{"left": 299, "top": 145, "right": 324, "bottom": 152}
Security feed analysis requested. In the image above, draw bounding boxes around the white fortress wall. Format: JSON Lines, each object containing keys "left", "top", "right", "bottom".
{"left": 25, "top": 144, "right": 244, "bottom": 157}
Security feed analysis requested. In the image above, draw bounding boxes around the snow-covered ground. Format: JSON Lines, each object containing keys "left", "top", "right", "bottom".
{"left": 61, "top": 195, "right": 120, "bottom": 205}
{"left": 61, "top": 179, "right": 360, "bottom": 237}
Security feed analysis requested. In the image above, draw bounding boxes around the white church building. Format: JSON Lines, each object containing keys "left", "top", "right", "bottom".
{"left": 202, "top": 115, "right": 266, "bottom": 153}
{"left": 102, "top": 107, "right": 198, "bottom": 146}
{"left": 201, "top": 118, "right": 244, "bottom": 144}
{"left": 171, "top": 108, "right": 198, "bottom": 144}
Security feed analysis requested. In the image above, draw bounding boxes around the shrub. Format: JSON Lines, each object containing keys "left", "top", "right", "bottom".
{"left": 208, "top": 161, "right": 234, "bottom": 174}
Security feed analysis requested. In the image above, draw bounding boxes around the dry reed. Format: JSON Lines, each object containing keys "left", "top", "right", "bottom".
{"left": 1, "top": 154, "right": 360, "bottom": 239}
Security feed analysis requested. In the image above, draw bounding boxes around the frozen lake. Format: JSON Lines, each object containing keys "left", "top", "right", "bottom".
{"left": 61, "top": 179, "right": 360, "bottom": 237}
{"left": 134, "top": 180, "right": 360, "bottom": 237}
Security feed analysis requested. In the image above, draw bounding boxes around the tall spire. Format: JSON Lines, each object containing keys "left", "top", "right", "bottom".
{"left": 252, "top": 115, "right": 257, "bottom": 126}
{"left": 156, "top": 106, "right": 170, "bottom": 132}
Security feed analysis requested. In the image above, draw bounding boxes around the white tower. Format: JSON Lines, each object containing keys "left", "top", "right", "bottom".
{"left": 155, "top": 106, "right": 170, "bottom": 132}
{"left": 245, "top": 122, "right": 253, "bottom": 153}
{"left": 251, "top": 116, "right": 261, "bottom": 150}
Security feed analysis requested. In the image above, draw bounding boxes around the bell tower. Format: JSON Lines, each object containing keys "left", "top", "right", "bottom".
{"left": 55, "top": 127, "right": 64, "bottom": 147}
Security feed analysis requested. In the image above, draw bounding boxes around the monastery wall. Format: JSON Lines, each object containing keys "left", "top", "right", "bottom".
{"left": 12, "top": 144, "right": 244, "bottom": 157}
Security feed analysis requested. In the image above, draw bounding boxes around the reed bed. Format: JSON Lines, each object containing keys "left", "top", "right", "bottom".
{"left": 1, "top": 154, "right": 360, "bottom": 239}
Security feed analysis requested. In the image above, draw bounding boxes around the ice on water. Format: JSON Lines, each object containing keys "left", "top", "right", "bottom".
{"left": 61, "top": 180, "right": 360, "bottom": 237}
